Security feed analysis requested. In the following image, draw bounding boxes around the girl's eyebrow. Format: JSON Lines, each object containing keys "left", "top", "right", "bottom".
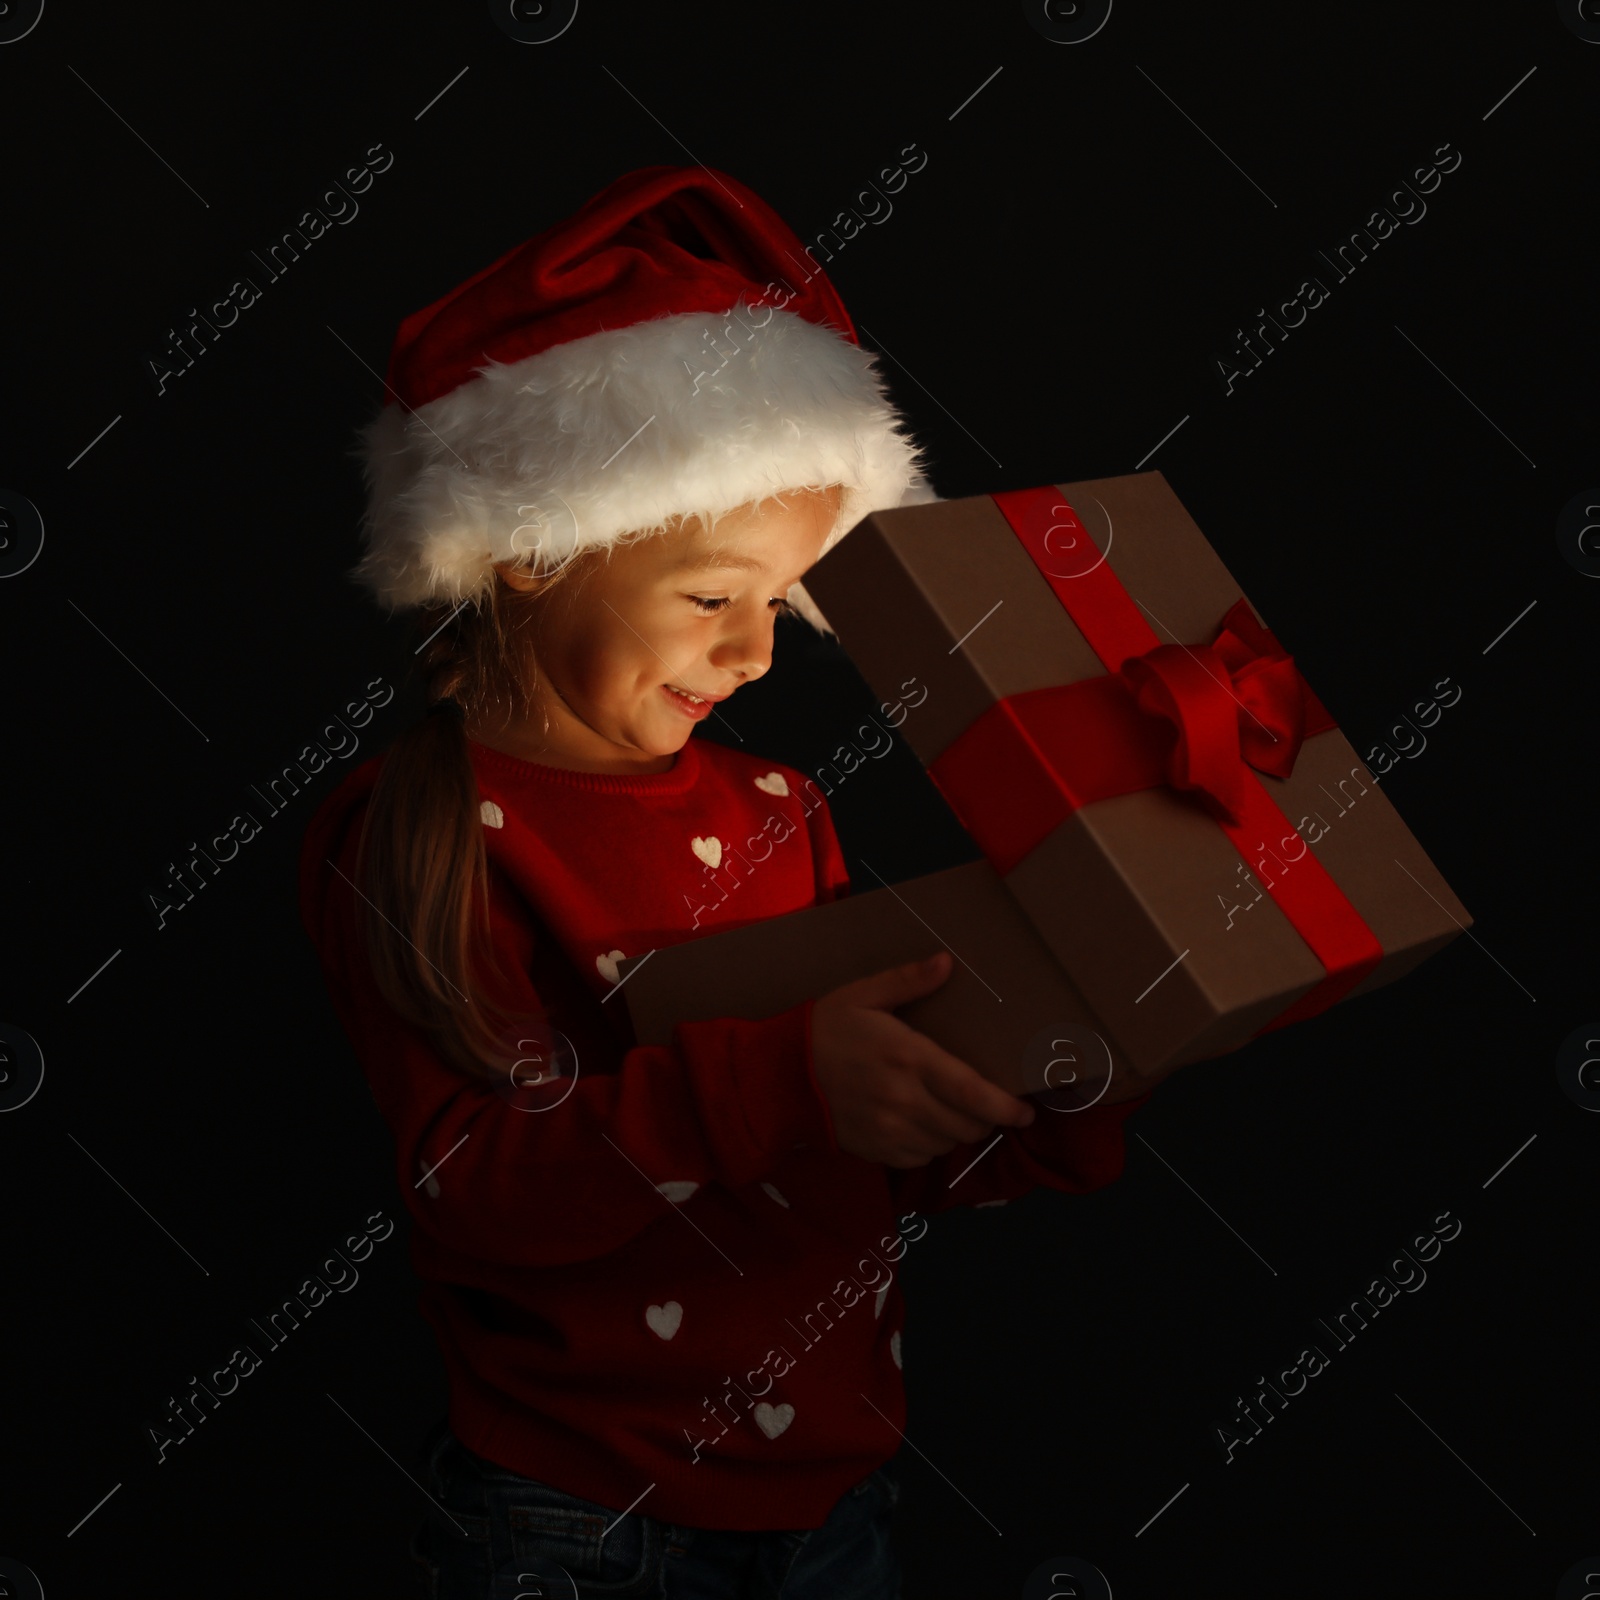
{"left": 677, "top": 551, "right": 770, "bottom": 575}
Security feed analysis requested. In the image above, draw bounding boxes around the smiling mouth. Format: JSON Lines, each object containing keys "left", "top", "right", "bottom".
{"left": 661, "top": 683, "right": 723, "bottom": 719}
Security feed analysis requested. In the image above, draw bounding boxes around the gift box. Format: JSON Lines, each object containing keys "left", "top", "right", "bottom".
{"left": 621, "top": 860, "right": 1134, "bottom": 1100}
{"left": 623, "top": 472, "right": 1470, "bottom": 1086}
{"left": 799, "top": 471, "right": 1471, "bottom": 1068}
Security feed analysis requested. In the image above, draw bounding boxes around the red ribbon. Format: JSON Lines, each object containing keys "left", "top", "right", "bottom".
{"left": 928, "top": 485, "right": 1382, "bottom": 1036}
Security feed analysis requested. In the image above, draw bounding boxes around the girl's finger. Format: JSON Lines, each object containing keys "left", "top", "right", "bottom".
{"left": 824, "top": 952, "right": 952, "bottom": 1014}
{"left": 905, "top": 1100, "right": 994, "bottom": 1150}
{"left": 911, "top": 1040, "right": 1034, "bottom": 1128}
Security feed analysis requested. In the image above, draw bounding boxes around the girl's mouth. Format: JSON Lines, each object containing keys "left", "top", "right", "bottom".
{"left": 661, "top": 683, "right": 715, "bottom": 720}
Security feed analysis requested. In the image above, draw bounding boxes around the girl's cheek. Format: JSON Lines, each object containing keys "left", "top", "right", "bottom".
{"left": 567, "top": 639, "right": 637, "bottom": 697}
{"left": 640, "top": 626, "right": 702, "bottom": 679}
{"left": 577, "top": 608, "right": 696, "bottom": 697}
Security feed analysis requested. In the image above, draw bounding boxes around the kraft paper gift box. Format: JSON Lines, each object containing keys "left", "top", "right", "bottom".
{"left": 796, "top": 471, "right": 1472, "bottom": 1070}
{"left": 623, "top": 472, "right": 1471, "bottom": 1087}
{"left": 621, "top": 858, "right": 1134, "bottom": 1100}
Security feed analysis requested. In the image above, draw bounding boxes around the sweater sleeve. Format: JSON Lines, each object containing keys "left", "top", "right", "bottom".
{"left": 307, "top": 807, "right": 839, "bottom": 1273}
{"left": 886, "top": 1090, "right": 1154, "bottom": 1215}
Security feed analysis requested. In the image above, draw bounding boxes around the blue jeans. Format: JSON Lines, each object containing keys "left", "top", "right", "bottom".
{"left": 409, "top": 1422, "right": 904, "bottom": 1599}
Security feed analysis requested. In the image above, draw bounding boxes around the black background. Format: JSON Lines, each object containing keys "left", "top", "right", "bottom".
{"left": 2, "top": 2, "right": 1596, "bottom": 1596}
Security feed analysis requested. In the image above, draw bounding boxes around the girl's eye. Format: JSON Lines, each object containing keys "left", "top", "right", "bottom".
{"left": 687, "top": 595, "right": 794, "bottom": 615}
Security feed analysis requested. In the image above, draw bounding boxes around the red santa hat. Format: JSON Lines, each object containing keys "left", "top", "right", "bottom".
{"left": 353, "top": 163, "right": 931, "bottom": 629}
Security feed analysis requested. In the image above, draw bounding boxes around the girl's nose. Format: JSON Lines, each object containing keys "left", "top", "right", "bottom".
{"left": 708, "top": 613, "right": 773, "bottom": 682}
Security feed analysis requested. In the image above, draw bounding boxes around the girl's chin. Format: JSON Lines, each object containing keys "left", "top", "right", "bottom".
{"left": 659, "top": 723, "right": 697, "bottom": 752}
{"left": 629, "top": 715, "right": 694, "bottom": 758}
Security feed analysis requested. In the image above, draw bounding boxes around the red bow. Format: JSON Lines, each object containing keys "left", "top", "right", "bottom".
{"left": 930, "top": 483, "right": 1384, "bottom": 1039}
{"left": 928, "top": 599, "right": 1340, "bottom": 880}
{"left": 1116, "top": 599, "right": 1333, "bottom": 826}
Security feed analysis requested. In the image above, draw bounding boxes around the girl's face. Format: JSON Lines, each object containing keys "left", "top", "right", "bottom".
{"left": 482, "top": 486, "right": 841, "bottom": 774}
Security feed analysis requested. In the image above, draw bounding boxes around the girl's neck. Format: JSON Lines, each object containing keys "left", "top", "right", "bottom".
{"left": 463, "top": 717, "right": 678, "bottom": 777}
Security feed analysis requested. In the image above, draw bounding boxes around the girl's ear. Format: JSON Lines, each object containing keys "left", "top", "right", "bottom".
{"left": 494, "top": 560, "right": 544, "bottom": 594}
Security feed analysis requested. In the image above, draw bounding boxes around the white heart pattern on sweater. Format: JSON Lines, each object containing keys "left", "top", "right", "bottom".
{"left": 691, "top": 835, "right": 722, "bottom": 869}
{"left": 754, "top": 771, "right": 789, "bottom": 796}
{"left": 645, "top": 1301, "right": 683, "bottom": 1341}
{"left": 890, "top": 1330, "right": 902, "bottom": 1369}
{"left": 479, "top": 800, "right": 504, "bottom": 829}
{"left": 754, "top": 1401, "right": 794, "bottom": 1440}
{"left": 760, "top": 1182, "right": 789, "bottom": 1208}
{"left": 595, "top": 949, "right": 625, "bottom": 985}
{"left": 656, "top": 1180, "right": 700, "bottom": 1204}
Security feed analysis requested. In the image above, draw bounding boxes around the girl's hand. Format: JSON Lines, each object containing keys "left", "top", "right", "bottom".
{"left": 810, "top": 952, "right": 1036, "bottom": 1168}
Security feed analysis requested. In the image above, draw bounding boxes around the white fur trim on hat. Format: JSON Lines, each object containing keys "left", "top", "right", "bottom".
{"left": 353, "top": 303, "right": 927, "bottom": 622}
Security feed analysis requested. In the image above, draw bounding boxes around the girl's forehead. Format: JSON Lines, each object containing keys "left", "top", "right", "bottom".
{"left": 668, "top": 487, "right": 840, "bottom": 566}
{"left": 679, "top": 549, "right": 770, "bottom": 576}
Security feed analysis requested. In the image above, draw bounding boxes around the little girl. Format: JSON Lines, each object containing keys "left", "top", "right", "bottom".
{"left": 299, "top": 165, "right": 1146, "bottom": 1599}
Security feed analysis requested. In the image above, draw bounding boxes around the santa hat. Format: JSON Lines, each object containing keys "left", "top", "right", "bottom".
{"left": 352, "top": 164, "right": 932, "bottom": 629}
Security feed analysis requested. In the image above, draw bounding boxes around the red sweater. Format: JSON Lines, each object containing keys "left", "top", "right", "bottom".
{"left": 298, "top": 731, "right": 1145, "bottom": 1531}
